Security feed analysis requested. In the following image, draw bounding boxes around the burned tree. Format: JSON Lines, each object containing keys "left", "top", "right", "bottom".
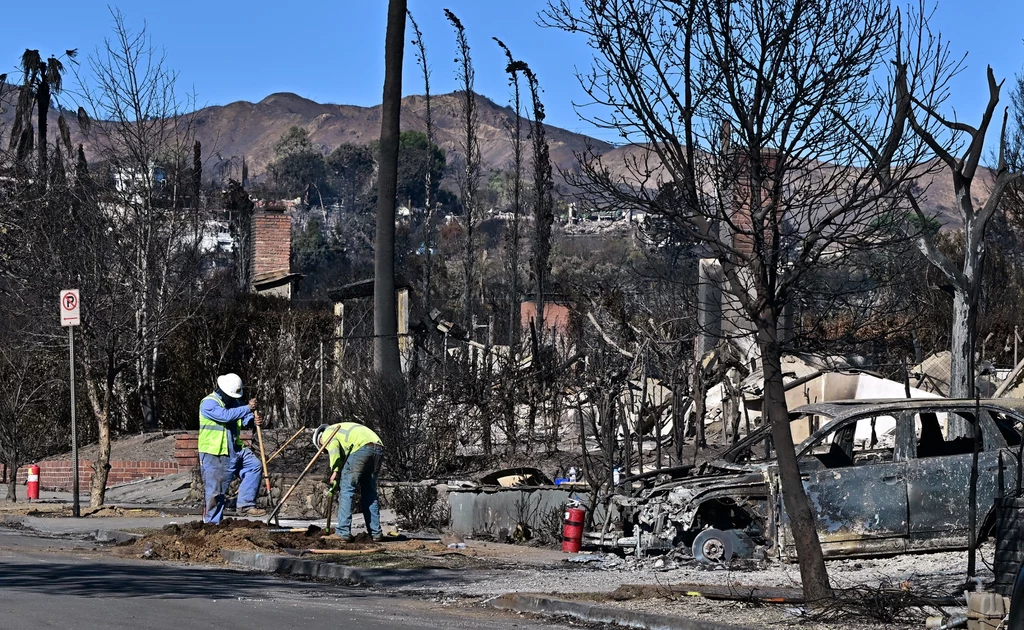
{"left": 543, "top": 0, "right": 943, "bottom": 601}
{"left": 445, "top": 9, "right": 482, "bottom": 331}
{"left": 494, "top": 38, "right": 527, "bottom": 349}
{"left": 408, "top": 11, "right": 441, "bottom": 313}
{"left": 373, "top": 0, "right": 407, "bottom": 376}
{"left": 899, "top": 66, "right": 1024, "bottom": 403}
{"left": 7, "top": 48, "right": 79, "bottom": 185}
{"left": 522, "top": 63, "right": 555, "bottom": 340}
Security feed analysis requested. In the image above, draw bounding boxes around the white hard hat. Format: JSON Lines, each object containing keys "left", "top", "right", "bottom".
{"left": 313, "top": 424, "right": 329, "bottom": 447}
{"left": 217, "top": 373, "right": 244, "bottom": 399}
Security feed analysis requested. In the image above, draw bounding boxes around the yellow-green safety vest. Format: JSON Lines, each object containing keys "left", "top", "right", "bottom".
{"left": 198, "top": 394, "right": 244, "bottom": 456}
{"left": 323, "top": 422, "right": 382, "bottom": 470}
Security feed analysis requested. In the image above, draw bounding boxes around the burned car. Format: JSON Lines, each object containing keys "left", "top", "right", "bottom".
{"left": 608, "top": 399, "right": 1024, "bottom": 563}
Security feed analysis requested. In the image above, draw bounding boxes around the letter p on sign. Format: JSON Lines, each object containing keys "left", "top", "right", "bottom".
{"left": 60, "top": 289, "right": 81, "bottom": 327}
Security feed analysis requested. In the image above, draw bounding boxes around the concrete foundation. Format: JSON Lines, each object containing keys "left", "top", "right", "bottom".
{"left": 447, "top": 486, "right": 603, "bottom": 538}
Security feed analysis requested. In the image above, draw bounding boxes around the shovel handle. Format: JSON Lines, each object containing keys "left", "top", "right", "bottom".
{"left": 255, "top": 413, "right": 272, "bottom": 497}
{"left": 267, "top": 423, "right": 342, "bottom": 523}
{"left": 266, "top": 427, "right": 305, "bottom": 465}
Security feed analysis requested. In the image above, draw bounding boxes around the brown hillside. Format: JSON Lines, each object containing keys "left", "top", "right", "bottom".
{"left": 595, "top": 144, "right": 993, "bottom": 229}
{"left": 0, "top": 87, "right": 610, "bottom": 185}
{"left": 0, "top": 86, "right": 993, "bottom": 227}
{"left": 189, "top": 91, "right": 612, "bottom": 182}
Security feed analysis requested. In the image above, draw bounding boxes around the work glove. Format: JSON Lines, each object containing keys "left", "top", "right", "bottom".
{"left": 328, "top": 480, "right": 339, "bottom": 495}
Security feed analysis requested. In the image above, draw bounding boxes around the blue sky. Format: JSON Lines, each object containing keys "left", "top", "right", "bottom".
{"left": 2, "top": 1, "right": 1023, "bottom": 145}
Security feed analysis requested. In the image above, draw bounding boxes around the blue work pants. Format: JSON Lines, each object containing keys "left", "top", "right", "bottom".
{"left": 201, "top": 448, "right": 263, "bottom": 524}
{"left": 335, "top": 444, "right": 384, "bottom": 537}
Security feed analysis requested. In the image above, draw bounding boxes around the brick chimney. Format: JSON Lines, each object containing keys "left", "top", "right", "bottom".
{"left": 728, "top": 148, "right": 779, "bottom": 261}
{"left": 250, "top": 207, "right": 291, "bottom": 290}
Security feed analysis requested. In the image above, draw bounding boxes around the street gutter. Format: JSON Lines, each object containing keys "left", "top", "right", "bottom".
{"left": 220, "top": 548, "right": 470, "bottom": 589}
{"left": 488, "top": 593, "right": 757, "bottom": 630}
{"left": 221, "top": 547, "right": 754, "bottom": 630}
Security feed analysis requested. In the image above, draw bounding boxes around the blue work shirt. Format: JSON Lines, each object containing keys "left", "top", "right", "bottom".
{"left": 200, "top": 393, "right": 255, "bottom": 456}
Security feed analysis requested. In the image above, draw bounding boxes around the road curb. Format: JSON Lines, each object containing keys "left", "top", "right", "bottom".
{"left": 220, "top": 549, "right": 465, "bottom": 589}
{"left": 489, "top": 593, "right": 756, "bottom": 630}
{"left": 94, "top": 529, "right": 141, "bottom": 543}
{"left": 221, "top": 549, "right": 367, "bottom": 584}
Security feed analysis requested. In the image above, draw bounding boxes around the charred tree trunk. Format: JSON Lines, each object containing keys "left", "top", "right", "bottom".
{"left": 84, "top": 346, "right": 116, "bottom": 507}
{"left": 758, "top": 314, "right": 833, "bottom": 601}
{"left": 372, "top": 0, "right": 407, "bottom": 376}
{"left": 4, "top": 457, "right": 18, "bottom": 503}
{"left": 35, "top": 77, "right": 50, "bottom": 185}
{"left": 90, "top": 410, "right": 112, "bottom": 507}
{"left": 948, "top": 214, "right": 984, "bottom": 404}
{"left": 950, "top": 285, "right": 976, "bottom": 399}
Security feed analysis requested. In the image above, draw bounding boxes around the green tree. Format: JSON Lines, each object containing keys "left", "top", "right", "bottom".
{"left": 396, "top": 130, "right": 445, "bottom": 208}
{"left": 272, "top": 149, "right": 328, "bottom": 198}
{"left": 269, "top": 126, "right": 328, "bottom": 203}
{"left": 327, "top": 143, "right": 375, "bottom": 211}
{"left": 274, "top": 126, "right": 314, "bottom": 158}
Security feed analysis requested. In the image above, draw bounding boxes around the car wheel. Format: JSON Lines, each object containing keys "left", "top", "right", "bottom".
{"left": 692, "top": 528, "right": 734, "bottom": 564}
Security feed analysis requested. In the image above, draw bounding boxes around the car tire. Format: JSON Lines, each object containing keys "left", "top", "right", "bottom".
{"left": 692, "top": 528, "right": 734, "bottom": 564}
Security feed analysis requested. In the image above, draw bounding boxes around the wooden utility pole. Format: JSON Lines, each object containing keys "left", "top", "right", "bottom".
{"left": 373, "top": 0, "right": 407, "bottom": 375}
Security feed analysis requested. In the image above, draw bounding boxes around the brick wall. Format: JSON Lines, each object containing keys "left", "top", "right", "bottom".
{"left": 11, "top": 430, "right": 264, "bottom": 491}
{"left": 250, "top": 209, "right": 291, "bottom": 284}
{"left": 17, "top": 460, "right": 181, "bottom": 492}
{"left": 13, "top": 432, "right": 207, "bottom": 492}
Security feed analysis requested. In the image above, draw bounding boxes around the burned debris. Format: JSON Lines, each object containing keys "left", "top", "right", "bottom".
{"left": 592, "top": 398, "right": 1024, "bottom": 568}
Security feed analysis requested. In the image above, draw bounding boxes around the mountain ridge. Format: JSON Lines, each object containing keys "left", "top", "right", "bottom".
{"left": 0, "top": 87, "right": 990, "bottom": 228}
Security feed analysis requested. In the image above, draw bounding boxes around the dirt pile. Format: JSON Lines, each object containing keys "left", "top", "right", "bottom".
{"left": 115, "top": 519, "right": 305, "bottom": 563}
{"left": 114, "top": 519, "right": 488, "bottom": 569}
{"left": 114, "top": 520, "right": 448, "bottom": 564}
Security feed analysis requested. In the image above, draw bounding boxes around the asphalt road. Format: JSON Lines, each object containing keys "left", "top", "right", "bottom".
{"left": 0, "top": 528, "right": 570, "bottom": 630}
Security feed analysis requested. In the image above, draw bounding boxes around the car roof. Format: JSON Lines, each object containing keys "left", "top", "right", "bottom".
{"left": 792, "top": 398, "right": 1024, "bottom": 421}
{"left": 721, "top": 398, "right": 1024, "bottom": 464}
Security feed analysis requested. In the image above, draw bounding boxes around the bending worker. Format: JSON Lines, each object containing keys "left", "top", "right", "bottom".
{"left": 314, "top": 421, "right": 384, "bottom": 541}
{"left": 199, "top": 373, "right": 266, "bottom": 523}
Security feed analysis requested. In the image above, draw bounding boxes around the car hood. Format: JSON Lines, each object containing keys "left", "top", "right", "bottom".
{"left": 646, "top": 468, "right": 768, "bottom": 504}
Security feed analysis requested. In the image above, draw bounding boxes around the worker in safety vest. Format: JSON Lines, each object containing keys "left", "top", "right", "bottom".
{"left": 313, "top": 422, "right": 384, "bottom": 541}
{"left": 199, "top": 373, "right": 265, "bottom": 523}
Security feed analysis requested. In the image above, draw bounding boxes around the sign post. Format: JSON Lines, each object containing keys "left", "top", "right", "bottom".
{"left": 60, "top": 289, "right": 81, "bottom": 518}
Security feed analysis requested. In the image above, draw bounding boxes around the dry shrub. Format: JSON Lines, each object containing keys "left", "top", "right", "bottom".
{"left": 390, "top": 486, "right": 450, "bottom": 531}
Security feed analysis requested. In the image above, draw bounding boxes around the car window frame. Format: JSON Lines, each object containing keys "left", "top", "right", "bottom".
{"left": 796, "top": 411, "right": 911, "bottom": 465}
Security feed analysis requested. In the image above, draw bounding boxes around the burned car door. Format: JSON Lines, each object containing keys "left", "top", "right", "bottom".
{"left": 778, "top": 413, "right": 910, "bottom": 558}
{"left": 905, "top": 409, "right": 1010, "bottom": 548}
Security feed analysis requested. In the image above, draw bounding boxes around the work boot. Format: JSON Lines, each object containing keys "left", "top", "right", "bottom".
{"left": 241, "top": 507, "right": 266, "bottom": 517}
{"left": 326, "top": 533, "right": 355, "bottom": 543}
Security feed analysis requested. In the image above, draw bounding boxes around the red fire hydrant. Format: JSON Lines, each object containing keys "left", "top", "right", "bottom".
{"left": 561, "top": 505, "right": 586, "bottom": 553}
{"left": 26, "top": 464, "right": 40, "bottom": 501}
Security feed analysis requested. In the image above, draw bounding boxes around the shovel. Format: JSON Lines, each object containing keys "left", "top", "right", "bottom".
{"left": 253, "top": 411, "right": 276, "bottom": 525}
{"left": 269, "top": 526, "right": 324, "bottom": 535}
{"left": 323, "top": 486, "right": 336, "bottom": 536}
